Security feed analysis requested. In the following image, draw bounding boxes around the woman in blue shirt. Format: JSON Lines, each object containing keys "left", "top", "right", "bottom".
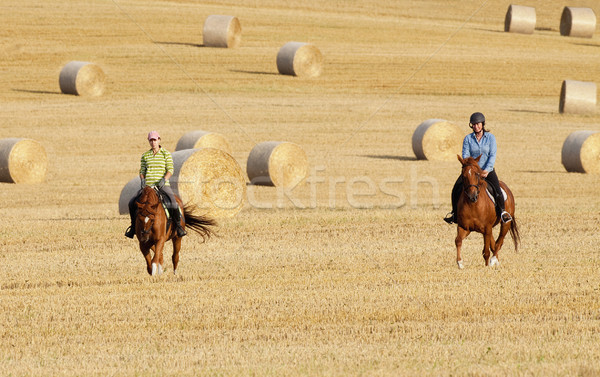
{"left": 444, "top": 112, "right": 512, "bottom": 224}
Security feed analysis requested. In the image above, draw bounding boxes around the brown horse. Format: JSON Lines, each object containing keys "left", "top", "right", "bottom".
{"left": 454, "top": 155, "right": 520, "bottom": 269}
{"left": 135, "top": 186, "right": 216, "bottom": 275}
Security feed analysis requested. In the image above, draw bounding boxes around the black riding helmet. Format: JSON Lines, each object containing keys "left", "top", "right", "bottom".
{"left": 469, "top": 112, "right": 485, "bottom": 125}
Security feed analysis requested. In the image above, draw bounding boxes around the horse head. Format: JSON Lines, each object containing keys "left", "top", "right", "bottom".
{"left": 136, "top": 186, "right": 160, "bottom": 243}
{"left": 458, "top": 154, "right": 484, "bottom": 203}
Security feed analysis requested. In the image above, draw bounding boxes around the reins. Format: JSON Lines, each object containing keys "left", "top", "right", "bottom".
{"left": 462, "top": 163, "right": 484, "bottom": 198}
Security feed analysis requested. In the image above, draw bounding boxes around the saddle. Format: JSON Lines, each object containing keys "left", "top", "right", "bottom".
{"left": 485, "top": 185, "right": 507, "bottom": 204}
{"left": 134, "top": 188, "right": 181, "bottom": 224}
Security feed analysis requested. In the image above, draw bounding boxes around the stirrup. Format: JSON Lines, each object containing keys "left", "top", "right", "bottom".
{"left": 176, "top": 226, "right": 187, "bottom": 237}
{"left": 443, "top": 212, "right": 455, "bottom": 224}
{"left": 124, "top": 226, "right": 135, "bottom": 238}
{"left": 500, "top": 211, "right": 512, "bottom": 223}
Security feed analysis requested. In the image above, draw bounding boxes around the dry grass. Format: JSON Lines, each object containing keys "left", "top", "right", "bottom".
{"left": 1, "top": 0, "right": 600, "bottom": 375}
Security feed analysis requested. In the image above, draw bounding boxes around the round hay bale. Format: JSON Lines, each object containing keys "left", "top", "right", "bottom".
{"left": 412, "top": 119, "right": 464, "bottom": 161}
{"left": 118, "top": 177, "right": 143, "bottom": 215}
{"left": 0, "top": 138, "right": 47, "bottom": 184}
{"left": 561, "top": 131, "right": 600, "bottom": 174}
{"left": 119, "top": 148, "right": 246, "bottom": 218}
{"left": 202, "top": 15, "right": 241, "bottom": 48}
{"left": 276, "top": 42, "right": 323, "bottom": 78}
{"left": 504, "top": 5, "right": 536, "bottom": 34}
{"left": 247, "top": 141, "right": 308, "bottom": 188}
{"left": 175, "top": 131, "right": 232, "bottom": 155}
{"left": 59, "top": 61, "right": 106, "bottom": 96}
{"left": 559, "top": 80, "right": 597, "bottom": 114}
{"left": 560, "top": 7, "right": 596, "bottom": 38}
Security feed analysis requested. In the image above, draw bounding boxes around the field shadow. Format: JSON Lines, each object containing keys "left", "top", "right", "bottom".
{"left": 471, "top": 28, "right": 504, "bottom": 34}
{"left": 506, "top": 108, "right": 554, "bottom": 115}
{"left": 517, "top": 170, "right": 564, "bottom": 174}
{"left": 363, "top": 154, "right": 417, "bottom": 161}
{"left": 571, "top": 42, "right": 600, "bottom": 48}
{"left": 12, "top": 89, "right": 61, "bottom": 95}
{"left": 154, "top": 41, "right": 204, "bottom": 48}
{"left": 230, "top": 69, "right": 279, "bottom": 76}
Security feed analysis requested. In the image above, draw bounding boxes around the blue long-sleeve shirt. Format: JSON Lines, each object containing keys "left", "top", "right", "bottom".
{"left": 462, "top": 132, "right": 497, "bottom": 172}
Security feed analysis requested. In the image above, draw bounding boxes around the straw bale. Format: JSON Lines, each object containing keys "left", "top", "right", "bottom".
{"left": 560, "top": 7, "right": 596, "bottom": 38}
{"left": 59, "top": 61, "right": 106, "bottom": 96}
{"left": 119, "top": 148, "right": 246, "bottom": 218}
{"left": 504, "top": 5, "right": 536, "bottom": 34}
{"left": 0, "top": 138, "right": 47, "bottom": 184}
{"left": 118, "top": 177, "right": 143, "bottom": 215}
{"left": 561, "top": 131, "right": 600, "bottom": 174}
{"left": 276, "top": 42, "right": 323, "bottom": 78}
{"left": 559, "top": 80, "right": 597, "bottom": 114}
{"left": 175, "top": 131, "right": 232, "bottom": 155}
{"left": 203, "top": 15, "right": 242, "bottom": 48}
{"left": 247, "top": 141, "right": 308, "bottom": 188}
{"left": 412, "top": 119, "right": 463, "bottom": 161}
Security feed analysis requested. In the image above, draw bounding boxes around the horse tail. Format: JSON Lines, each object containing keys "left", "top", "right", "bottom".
{"left": 182, "top": 204, "right": 217, "bottom": 241}
{"left": 510, "top": 216, "right": 521, "bottom": 252}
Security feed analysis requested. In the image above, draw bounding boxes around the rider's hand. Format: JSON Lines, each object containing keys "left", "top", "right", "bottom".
{"left": 481, "top": 170, "right": 489, "bottom": 178}
{"left": 157, "top": 177, "right": 166, "bottom": 189}
{"left": 140, "top": 178, "right": 146, "bottom": 188}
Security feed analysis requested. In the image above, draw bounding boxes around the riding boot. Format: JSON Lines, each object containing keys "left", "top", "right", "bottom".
{"left": 172, "top": 207, "right": 187, "bottom": 237}
{"left": 444, "top": 179, "right": 462, "bottom": 224}
{"left": 496, "top": 192, "right": 512, "bottom": 223}
{"left": 125, "top": 210, "right": 136, "bottom": 238}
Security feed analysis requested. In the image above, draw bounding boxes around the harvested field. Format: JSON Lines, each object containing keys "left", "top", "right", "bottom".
{"left": 1, "top": 0, "right": 599, "bottom": 376}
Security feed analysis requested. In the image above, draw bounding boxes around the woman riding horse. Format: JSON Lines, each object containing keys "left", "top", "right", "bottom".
{"left": 125, "top": 131, "right": 186, "bottom": 238}
{"left": 444, "top": 112, "right": 512, "bottom": 225}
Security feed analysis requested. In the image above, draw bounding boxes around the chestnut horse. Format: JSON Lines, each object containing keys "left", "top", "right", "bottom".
{"left": 454, "top": 155, "right": 520, "bottom": 269}
{"left": 135, "top": 186, "right": 216, "bottom": 275}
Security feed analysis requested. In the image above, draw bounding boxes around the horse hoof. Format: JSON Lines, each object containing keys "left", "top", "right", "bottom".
{"left": 489, "top": 256, "right": 499, "bottom": 267}
{"left": 457, "top": 260, "right": 464, "bottom": 269}
{"left": 151, "top": 263, "right": 158, "bottom": 276}
{"left": 158, "top": 264, "right": 164, "bottom": 275}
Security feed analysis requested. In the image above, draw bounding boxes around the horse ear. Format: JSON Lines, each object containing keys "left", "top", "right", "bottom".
{"left": 475, "top": 154, "right": 482, "bottom": 162}
{"left": 457, "top": 155, "right": 464, "bottom": 164}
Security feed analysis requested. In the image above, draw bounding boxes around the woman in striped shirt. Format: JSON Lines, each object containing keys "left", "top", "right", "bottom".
{"left": 125, "top": 131, "right": 186, "bottom": 238}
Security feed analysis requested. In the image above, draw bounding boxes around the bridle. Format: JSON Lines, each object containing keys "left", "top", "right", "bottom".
{"left": 462, "top": 164, "right": 483, "bottom": 200}
{"left": 136, "top": 187, "right": 160, "bottom": 239}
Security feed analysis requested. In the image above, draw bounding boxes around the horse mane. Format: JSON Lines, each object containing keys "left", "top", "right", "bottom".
{"left": 137, "top": 186, "right": 159, "bottom": 216}
{"left": 461, "top": 156, "right": 482, "bottom": 171}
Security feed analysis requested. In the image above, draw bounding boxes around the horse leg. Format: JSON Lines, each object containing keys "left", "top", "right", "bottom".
{"left": 140, "top": 244, "right": 153, "bottom": 275}
{"left": 455, "top": 227, "right": 470, "bottom": 269}
{"left": 172, "top": 237, "right": 182, "bottom": 275}
{"left": 482, "top": 227, "right": 493, "bottom": 266}
{"left": 491, "top": 222, "right": 510, "bottom": 265}
{"left": 151, "top": 240, "right": 166, "bottom": 276}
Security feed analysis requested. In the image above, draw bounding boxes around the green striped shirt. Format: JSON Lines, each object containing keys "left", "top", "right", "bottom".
{"left": 139, "top": 147, "right": 174, "bottom": 186}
